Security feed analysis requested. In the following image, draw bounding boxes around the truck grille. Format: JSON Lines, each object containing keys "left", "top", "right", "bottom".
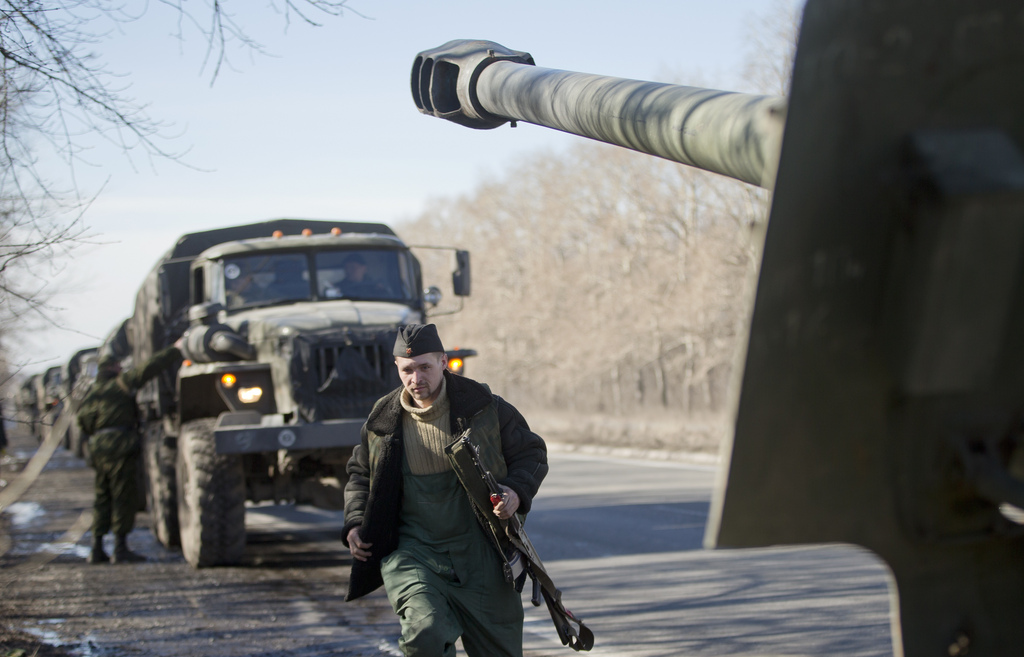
{"left": 289, "top": 329, "right": 399, "bottom": 422}
{"left": 312, "top": 342, "right": 390, "bottom": 389}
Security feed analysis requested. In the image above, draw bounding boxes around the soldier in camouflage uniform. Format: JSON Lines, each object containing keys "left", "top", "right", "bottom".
{"left": 77, "top": 341, "right": 182, "bottom": 564}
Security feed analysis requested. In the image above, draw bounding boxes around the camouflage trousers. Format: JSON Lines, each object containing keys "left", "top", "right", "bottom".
{"left": 90, "top": 429, "right": 140, "bottom": 537}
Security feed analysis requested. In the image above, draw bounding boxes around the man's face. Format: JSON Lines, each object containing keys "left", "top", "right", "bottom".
{"left": 344, "top": 261, "right": 367, "bottom": 282}
{"left": 395, "top": 352, "right": 447, "bottom": 408}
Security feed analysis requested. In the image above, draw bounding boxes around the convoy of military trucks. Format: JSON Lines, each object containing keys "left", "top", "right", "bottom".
{"left": 12, "top": 218, "right": 472, "bottom": 568}
{"left": 14, "top": 349, "right": 99, "bottom": 455}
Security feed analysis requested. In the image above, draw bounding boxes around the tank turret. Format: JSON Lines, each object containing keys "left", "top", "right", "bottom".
{"left": 410, "top": 3, "right": 1024, "bottom": 656}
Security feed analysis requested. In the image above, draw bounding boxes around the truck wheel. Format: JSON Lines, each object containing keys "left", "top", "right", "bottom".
{"left": 81, "top": 438, "right": 92, "bottom": 467}
{"left": 59, "top": 414, "right": 71, "bottom": 451}
{"left": 38, "top": 412, "right": 51, "bottom": 446}
{"left": 69, "top": 420, "right": 83, "bottom": 458}
{"left": 144, "top": 423, "right": 180, "bottom": 548}
{"left": 176, "top": 418, "right": 246, "bottom": 567}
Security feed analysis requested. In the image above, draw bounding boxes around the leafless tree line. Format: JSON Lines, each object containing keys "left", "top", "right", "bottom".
{"left": 403, "top": 0, "right": 800, "bottom": 450}
{"left": 402, "top": 143, "right": 771, "bottom": 450}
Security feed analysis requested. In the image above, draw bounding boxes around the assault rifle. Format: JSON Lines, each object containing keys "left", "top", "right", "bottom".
{"left": 445, "top": 429, "right": 594, "bottom": 652}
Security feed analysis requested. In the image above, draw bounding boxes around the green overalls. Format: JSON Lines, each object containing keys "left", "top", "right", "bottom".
{"left": 380, "top": 458, "right": 524, "bottom": 657}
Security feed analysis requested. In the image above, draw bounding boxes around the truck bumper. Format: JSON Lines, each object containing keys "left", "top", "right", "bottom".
{"left": 213, "top": 411, "right": 363, "bottom": 454}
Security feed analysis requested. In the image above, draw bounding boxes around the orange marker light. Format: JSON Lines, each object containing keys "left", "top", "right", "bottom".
{"left": 272, "top": 230, "right": 283, "bottom": 238}
{"left": 331, "top": 227, "right": 342, "bottom": 235}
{"left": 302, "top": 228, "right": 313, "bottom": 236}
{"left": 221, "top": 373, "right": 237, "bottom": 388}
{"left": 448, "top": 358, "right": 464, "bottom": 374}
{"left": 182, "top": 359, "right": 193, "bottom": 367}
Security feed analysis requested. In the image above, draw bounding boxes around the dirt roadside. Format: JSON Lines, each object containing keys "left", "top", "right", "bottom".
{"left": 0, "top": 427, "right": 400, "bottom": 657}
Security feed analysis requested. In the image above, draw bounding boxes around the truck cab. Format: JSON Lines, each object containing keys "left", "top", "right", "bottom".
{"left": 178, "top": 231, "right": 442, "bottom": 452}
{"left": 136, "top": 220, "right": 471, "bottom": 567}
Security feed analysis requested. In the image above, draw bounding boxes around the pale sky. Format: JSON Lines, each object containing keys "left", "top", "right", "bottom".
{"left": 13, "top": 0, "right": 783, "bottom": 373}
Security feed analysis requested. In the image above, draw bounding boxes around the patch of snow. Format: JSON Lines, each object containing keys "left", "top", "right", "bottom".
{"left": 39, "top": 542, "right": 92, "bottom": 558}
{"left": 3, "top": 501, "right": 45, "bottom": 527}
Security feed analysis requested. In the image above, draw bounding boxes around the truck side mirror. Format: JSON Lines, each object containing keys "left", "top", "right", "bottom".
{"left": 453, "top": 250, "right": 471, "bottom": 297}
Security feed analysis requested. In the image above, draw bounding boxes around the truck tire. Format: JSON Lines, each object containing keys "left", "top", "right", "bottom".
{"left": 144, "top": 423, "right": 180, "bottom": 548}
{"left": 176, "top": 418, "right": 246, "bottom": 567}
{"left": 68, "top": 419, "right": 84, "bottom": 458}
{"left": 59, "top": 413, "right": 72, "bottom": 451}
{"left": 135, "top": 451, "right": 148, "bottom": 513}
{"left": 37, "top": 411, "right": 51, "bottom": 446}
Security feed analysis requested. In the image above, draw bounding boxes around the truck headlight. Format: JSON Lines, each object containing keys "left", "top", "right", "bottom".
{"left": 238, "top": 386, "right": 263, "bottom": 403}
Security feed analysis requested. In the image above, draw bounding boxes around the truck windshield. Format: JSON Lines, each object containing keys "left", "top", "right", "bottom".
{"left": 315, "top": 249, "right": 416, "bottom": 302}
{"left": 222, "top": 249, "right": 416, "bottom": 309}
{"left": 224, "top": 253, "right": 312, "bottom": 309}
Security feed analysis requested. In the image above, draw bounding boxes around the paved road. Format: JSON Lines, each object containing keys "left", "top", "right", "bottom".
{"left": 521, "top": 452, "right": 893, "bottom": 656}
{"left": 1, "top": 439, "right": 894, "bottom": 656}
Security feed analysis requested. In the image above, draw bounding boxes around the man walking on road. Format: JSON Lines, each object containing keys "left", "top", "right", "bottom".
{"left": 343, "top": 324, "right": 548, "bottom": 657}
{"left": 77, "top": 340, "right": 183, "bottom": 564}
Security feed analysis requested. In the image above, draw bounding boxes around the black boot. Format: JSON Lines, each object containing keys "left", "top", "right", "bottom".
{"left": 87, "top": 534, "right": 109, "bottom": 564}
{"left": 111, "top": 534, "right": 145, "bottom": 564}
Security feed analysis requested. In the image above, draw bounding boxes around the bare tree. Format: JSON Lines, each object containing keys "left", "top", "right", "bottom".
{"left": 0, "top": 0, "right": 357, "bottom": 370}
{"left": 402, "top": 139, "right": 756, "bottom": 452}
{"left": 742, "top": 0, "right": 802, "bottom": 96}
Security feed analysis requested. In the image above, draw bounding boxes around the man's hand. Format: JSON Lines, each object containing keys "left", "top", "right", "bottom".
{"left": 492, "top": 485, "right": 520, "bottom": 520}
{"left": 347, "top": 527, "right": 373, "bottom": 562}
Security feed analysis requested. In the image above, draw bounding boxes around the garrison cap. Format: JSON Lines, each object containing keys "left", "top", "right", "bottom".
{"left": 393, "top": 324, "right": 444, "bottom": 358}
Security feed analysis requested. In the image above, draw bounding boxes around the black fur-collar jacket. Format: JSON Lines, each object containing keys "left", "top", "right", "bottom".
{"left": 342, "top": 370, "right": 548, "bottom": 601}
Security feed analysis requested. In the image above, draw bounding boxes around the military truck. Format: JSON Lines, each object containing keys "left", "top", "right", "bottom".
{"left": 124, "top": 219, "right": 471, "bottom": 567}
{"left": 410, "top": 4, "right": 1024, "bottom": 654}
{"left": 100, "top": 319, "right": 132, "bottom": 366}
{"left": 32, "top": 366, "right": 64, "bottom": 445}
{"left": 59, "top": 347, "right": 99, "bottom": 457}
{"left": 14, "top": 376, "right": 40, "bottom": 440}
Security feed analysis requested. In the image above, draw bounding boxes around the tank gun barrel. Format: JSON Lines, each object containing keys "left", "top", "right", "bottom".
{"left": 412, "top": 39, "right": 786, "bottom": 189}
